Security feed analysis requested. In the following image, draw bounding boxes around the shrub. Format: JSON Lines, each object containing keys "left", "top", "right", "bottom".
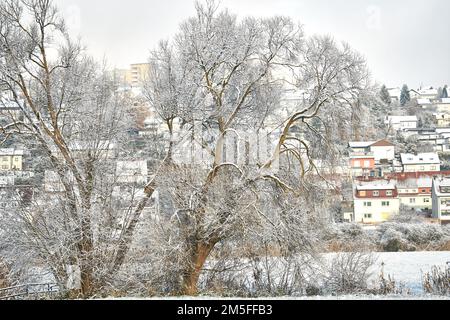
{"left": 422, "top": 265, "right": 450, "bottom": 296}
{"left": 324, "top": 252, "right": 375, "bottom": 295}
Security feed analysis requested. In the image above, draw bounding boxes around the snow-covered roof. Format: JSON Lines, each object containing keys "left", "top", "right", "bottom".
{"left": 349, "top": 141, "right": 375, "bottom": 148}
{"left": 396, "top": 177, "right": 432, "bottom": 189}
{"left": 386, "top": 116, "right": 418, "bottom": 123}
{"left": 441, "top": 98, "right": 450, "bottom": 104}
{"left": 417, "top": 98, "right": 431, "bottom": 105}
{"left": 417, "top": 88, "right": 438, "bottom": 96}
{"left": 400, "top": 153, "right": 440, "bottom": 165}
{"left": 356, "top": 180, "right": 396, "bottom": 191}
{"left": 116, "top": 160, "right": 148, "bottom": 176}
{"left": 432, "top": 177, "right": 450, "bottom": 196}
{"left": 0, "top": 149, "right": 24, "bottom": 156}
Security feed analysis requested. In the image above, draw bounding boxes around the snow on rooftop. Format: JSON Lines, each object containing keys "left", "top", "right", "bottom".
{"left": 0, "top": 148, "right": 24, "bottom": 156}
{"left": 400, "top": 153, "right": 440, "bottom": 165}
{"left": 356, "top": 180, "right": 396, "bottom": 191}
{"left": 417, "top": 98, "right": 431, "bottom": 105}
{"left": 386, "top": 116, "right": 418, "bottom": 123}
{"left": 349, "top": 141, "right": 375, "bottom": 148}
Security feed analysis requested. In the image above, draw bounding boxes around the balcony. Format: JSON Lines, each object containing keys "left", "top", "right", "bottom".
{"left": 350, "top": 152, "right": 374, "bottom": 158}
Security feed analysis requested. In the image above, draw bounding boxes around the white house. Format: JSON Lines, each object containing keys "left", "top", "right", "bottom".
{"left": 369, "top": 140, "right": 395, "bottom": 162}
{"left": 396, "top": 177, "right": 432, "bottom": 210}
{"left": 431, "top": 176, "right": 450, "bottom": 224}
{"left": 116, "top": 160, "right": 148, "bottom": 185}
{"left": 353, "top": 181, "right": 400, "bottom": 224}
{"left": 400, "top": 153, "right": 440, "bottom": 173}
{"left": 385, "top": 116, "right": 418, "bottom": 132}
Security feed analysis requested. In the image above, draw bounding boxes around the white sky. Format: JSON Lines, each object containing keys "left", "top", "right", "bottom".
{"left": 56, "top": 0, "right": 449, "bottom": 89}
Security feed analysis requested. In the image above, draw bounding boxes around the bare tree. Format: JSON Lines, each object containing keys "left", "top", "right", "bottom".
{"left": 0, "top": 0, "right": 146, "bottom": 297}
{"left": 139, "top": 0, "right": 370, "bottom": 296}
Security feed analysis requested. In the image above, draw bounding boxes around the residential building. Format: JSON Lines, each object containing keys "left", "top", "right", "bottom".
{"left": 431, "top": 176, "right": 450, "bottom": 224}
{"left": 0, "top": 149, "right": 24, "bottom": 171}
{"left": 348, "top": 140, "right": 395, "bottom": 177}
{"left": 353, "top": 181, "right": 400, "bottom": 224}
{"left": 116, "top": 160, "right": 148, "bottom": 185}
{"left": 385, "top": 116, "right": 418, "bottom": 132}
{"left": 113, "top": 63, "right": 150, "bottom": 88}
{"left": 400, "top": 153, "right": 440, "bottom": 173}
{"left": 50, "top": 140, "right": 117, "bottom": 161}
{"left": 396, "top": 177, "right": 432, "bottom": 210}
{"left": 435, "top": 113, "right": 450, "bottom": 127}
{"left": 436, "top": 98, "right": 450, "bottom": 113}
{"left": 370, "top": 140, "right": 395, "bottom": 162}
{"left": 349, "top": 153, "right": 375, "bottom": 177}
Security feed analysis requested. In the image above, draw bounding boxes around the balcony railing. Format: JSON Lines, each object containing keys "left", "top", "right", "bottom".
{"left": 350, "top": 152, "right": 374, "bottom": 158}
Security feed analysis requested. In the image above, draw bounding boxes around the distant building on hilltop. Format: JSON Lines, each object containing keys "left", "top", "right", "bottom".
{"left": 113, "top": 63, "right": 150, "bottom": 88}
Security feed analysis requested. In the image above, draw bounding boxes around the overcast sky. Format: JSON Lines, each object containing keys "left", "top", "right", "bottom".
{"left": 56, "top": 0, "right": 449, "bottom": 89}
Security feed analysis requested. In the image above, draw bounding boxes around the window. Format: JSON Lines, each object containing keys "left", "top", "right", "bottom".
{"left": 364, "top": 202, "right": 372, "bottom": 207}
{"left": 382, "top": 201, "right": 390, "bottom": 207}
{"left": 373, "top": 191, "right": 380, "bottom": 197}
{"left": 354, "top": 161, "right": 361, "bottom": 168}
{"left": 1, "top": 165, "right": 8, "bottom": 170}
{"left": 424, "top": 198, "right": 430, "bottom": 203}
{"left": 364, "top": 160, "right": 370, "bottom": 168}
{"left": 431, "top": 166, "right": 437, "bottom": 171}
{"left": 421, "top": 189, "right": 427, "bottom": 193}
{"left": 420, "top": 166, "right": 425, "bottom": 171}
{"left": 386, "top": 191, "right": 393, "bottom": 196}
{"left": 359, "top": 191, "right": 366, "bottom": 197}
{"left": 410, "top": 198, "right": 416, "bottom": 204}
{"left": 364, "top": 214, "right": 373, "bottom": 219}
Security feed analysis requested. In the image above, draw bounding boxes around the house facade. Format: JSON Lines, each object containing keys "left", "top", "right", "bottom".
{"left": 354, "top": 182, "right": 400, "bottom": 224}
{"left": 400, "top": 153, "right": 440, "bottom": 173}
{"left": 385, "top": 116, "right": 418, "bottom": 132}
{"left": 431, "top": 177, "right": 450, "bottom": 224}
{"left": 0, "top": 149, "right": 23, "bottom": 171}
{"left": 396, "top": 178, "right": 432, "bottom": 210}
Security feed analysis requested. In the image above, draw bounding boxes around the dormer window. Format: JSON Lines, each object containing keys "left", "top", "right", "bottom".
{"left": 373, "top": 191, "right": 380, "bottom": 197}
{"left": 386, "top": 190, "right": 393, "bottom": 196}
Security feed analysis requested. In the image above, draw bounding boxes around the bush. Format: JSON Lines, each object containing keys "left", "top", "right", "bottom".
{"left": 423, "top": 265, "right": 450, "bottom": 296}
{"left": 324, "top": 252, "right": 375, "bottom": 295}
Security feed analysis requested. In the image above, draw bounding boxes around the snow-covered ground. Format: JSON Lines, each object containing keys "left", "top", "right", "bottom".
{"left": 106, "top": 251, "right": 450, "bottom": 300}
{"left": 367, "top": 251, "right": 450, "bottom": 294}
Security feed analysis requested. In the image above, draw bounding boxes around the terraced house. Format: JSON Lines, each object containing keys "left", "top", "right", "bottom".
{"left": 0, "top": 149, "right": 23, "bottom": 171}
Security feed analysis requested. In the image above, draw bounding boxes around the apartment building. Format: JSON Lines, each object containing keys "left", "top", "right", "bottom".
{"left": 0, "top": 149, "right": 23, "bottom": 171}
{"left": 431, "top": 176, "right": 450, "bottom": 224}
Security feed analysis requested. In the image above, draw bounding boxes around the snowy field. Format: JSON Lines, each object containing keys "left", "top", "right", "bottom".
{"left": 366, "top": 251, "right": 450, "bottom": 295}
{"left": 106, "top": 251, "right": 450, "bottom": 300}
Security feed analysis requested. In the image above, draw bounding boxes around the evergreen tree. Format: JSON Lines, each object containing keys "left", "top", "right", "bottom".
{"left": 380, "top": 85, "right": 392, "bottom": 105}
{"left": 400, "top": 84, "right": 411, "bottom": 106}
{"left": 443, "top": 85, "right": 449, "bottom": 99}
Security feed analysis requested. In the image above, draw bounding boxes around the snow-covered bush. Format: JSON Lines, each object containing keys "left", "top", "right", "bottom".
{"left": 379, "top": 226, "right": 408, "bottom": 252}
{"left": 323, "top": 252, "right": 375, "bottom": 295}
{"left": 423, "top": 265, "right": 450, "bottom": 296}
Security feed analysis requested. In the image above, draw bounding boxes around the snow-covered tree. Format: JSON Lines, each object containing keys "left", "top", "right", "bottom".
{"left": 140, "top": 0, "right": 371, "bottom": 295}
{"left": 400, "top": 84, "right": 411, "bottom": 106}
{"left": 0, "top": 0, "right": 148, "bottom": 297}
{"left": 380, "top": 85, "right": 391, "bottom": 105}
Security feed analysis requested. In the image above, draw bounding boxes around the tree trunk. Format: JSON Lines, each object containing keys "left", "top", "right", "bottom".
{"left": 181, "top": 241, "right": 217, "bottom": 296}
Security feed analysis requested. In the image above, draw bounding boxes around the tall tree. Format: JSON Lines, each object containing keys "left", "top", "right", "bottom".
{"left": 0, "top": 0, "right": 142, "bottom": 297}
{"left": 380, "top": 85, "right": 392, "bottom": 105}
{"left": 443, "top": 85, "right": 449, "bottom": 99}
{"left": 400, "top": 84, "right": 411, "bottom": 106}
{"left": 141, "top": 0, "right": 371, "bottom": 295}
